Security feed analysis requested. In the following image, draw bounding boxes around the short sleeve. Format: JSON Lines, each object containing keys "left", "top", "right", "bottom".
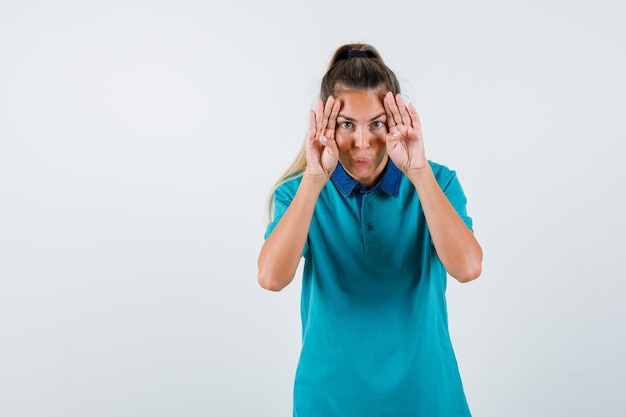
{"left": 432, "top": 163, "right": 474, "bottom": 231}
{"left": 264, "top": 177, "right": 309, "bottom": 256}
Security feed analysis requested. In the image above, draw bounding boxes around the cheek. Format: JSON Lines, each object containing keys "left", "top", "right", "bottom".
{"left": 334, "top": 132, "right": 353, "bottom": 151}
{"left": 373, "top": 131, "right": 387, "bottom": 146}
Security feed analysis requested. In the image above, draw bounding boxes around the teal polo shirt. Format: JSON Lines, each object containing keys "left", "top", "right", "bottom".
{"left": 265, "top": 160, "right": 474, "bottom": 417}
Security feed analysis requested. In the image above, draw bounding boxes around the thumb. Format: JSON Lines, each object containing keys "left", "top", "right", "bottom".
{"left": 386, "top": 130, "right": 401, "bottom": 152}
{"left": 320, "top": 135, "right": 338, "bottom": 156}
{"left": 320, "top": 135, "right": 339, "bottom": 172}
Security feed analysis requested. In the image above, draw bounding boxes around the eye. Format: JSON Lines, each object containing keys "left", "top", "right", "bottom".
{"left": 372, "top": 121, "right": 385, "bottom": 129}
{"left": 340, "top": 122, "right": 353, "bottom": 129}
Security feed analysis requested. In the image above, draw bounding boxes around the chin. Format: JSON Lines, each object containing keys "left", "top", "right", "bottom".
{"left": 350, "top": 168, "right": 373, "bottom": 178}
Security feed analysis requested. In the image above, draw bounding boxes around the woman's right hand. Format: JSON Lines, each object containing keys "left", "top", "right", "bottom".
{"left": 304, "top": 96, "right": 340, "bottom": 182}
{"left": 258, "top": 96, "right": 340, "bottom": 292}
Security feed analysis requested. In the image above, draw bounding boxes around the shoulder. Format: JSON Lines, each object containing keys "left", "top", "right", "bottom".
{"left": 428, "top": 160, "right": 461, "bottom": 188}
{"left": 428, "top": 160, "right": 456, "bottom": 177}
{"left": 273, "top": 174, "right": 303, "bottom": 198}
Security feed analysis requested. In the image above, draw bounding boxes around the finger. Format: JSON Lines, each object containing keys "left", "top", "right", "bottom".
{"left": 325, "top": 98, "right": 341, "bottom": 138}
{"left": 307, "top": 109, "right": 317, "bottom": 142}
{"left": 386, "top": 129, "right": 401, "bottom": 154}
{"left": 320, "top": 96, "right": 335, "bottom": 137}
{"left": 315, "top": 98, "right": 324, "bottom": 136}
{"left": 383, "top": 92, "right": 394, "bottom": 130}
{"left": 385, "top": 91, "right": 403, "bottom": 129}
{"left": 407, "top": 102, "right": 421, "bottom": 132}
{"left": 321, "top": 132, "right": 338, "bottom": 156}
{"left": 394, "top": 94, "right": 412, "bottom": 127}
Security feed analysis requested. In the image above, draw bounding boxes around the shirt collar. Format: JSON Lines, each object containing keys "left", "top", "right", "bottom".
{"left": 330, "top": 159, "right": 402, "bottom": 198}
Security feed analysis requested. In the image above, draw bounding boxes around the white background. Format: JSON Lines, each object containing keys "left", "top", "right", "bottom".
{"left": 1, "top": 0, "right": 624, "bottom": 416}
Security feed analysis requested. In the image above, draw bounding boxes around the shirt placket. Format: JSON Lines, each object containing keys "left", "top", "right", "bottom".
{"left": 360, "top": 192, "right": 380, "bottom": 255}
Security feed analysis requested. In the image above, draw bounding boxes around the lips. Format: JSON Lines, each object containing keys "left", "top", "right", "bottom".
{"left": 353, "top": 157, "right": 371, "bottom": 165}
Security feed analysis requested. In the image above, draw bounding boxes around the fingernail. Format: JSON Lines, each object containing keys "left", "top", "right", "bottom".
{"left": 393, "top": 132, "right": 400, "bottom": 137}
{"left": 320, "top": 135, "right": 328, "bottom": 143}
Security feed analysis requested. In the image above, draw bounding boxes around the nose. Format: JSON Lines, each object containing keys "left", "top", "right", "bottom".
{"left": 354, "top": 128, "right": 371, "bottom": 149}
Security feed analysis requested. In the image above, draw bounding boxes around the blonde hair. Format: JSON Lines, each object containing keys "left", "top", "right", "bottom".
{"left": 266, "top": 43, "right": 401, "bottom": 220}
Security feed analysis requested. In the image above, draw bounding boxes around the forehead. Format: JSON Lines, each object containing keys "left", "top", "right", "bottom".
{"left": 335, "top": 89, "right": 385, "bottom": 118}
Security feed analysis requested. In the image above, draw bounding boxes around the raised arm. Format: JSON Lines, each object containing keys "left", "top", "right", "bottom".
{"left": 384, "top": 92, "right": 482, "bottom": 282}
{"left": 257, "top": 97, "right": 340, "bottom": 291}
{"left": 407, "top": 165, "right": 483, "bottom": 282}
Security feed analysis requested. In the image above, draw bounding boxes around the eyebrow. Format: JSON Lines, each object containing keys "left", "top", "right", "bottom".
{"left": 337, "top": 112, "right": 386, "bottom": 122}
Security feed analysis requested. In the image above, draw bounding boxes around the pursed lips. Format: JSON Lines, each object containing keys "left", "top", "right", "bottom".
{"left": 352, "top": 156, "right": 372, "bottom": 165}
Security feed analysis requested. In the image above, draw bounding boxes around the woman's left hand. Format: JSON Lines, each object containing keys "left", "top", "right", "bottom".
{"left": 384, "top": 92, "right": 428, "bottom": 174}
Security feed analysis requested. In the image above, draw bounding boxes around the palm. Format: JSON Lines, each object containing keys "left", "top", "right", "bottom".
{"left": 305, "top": 97, "right": 341, "bottom": 179}
{"left": 306, "top": 133, "right": 337, "bottom": 176}
{"left": 384, "top": 92, "right": 428, "bottom": 173}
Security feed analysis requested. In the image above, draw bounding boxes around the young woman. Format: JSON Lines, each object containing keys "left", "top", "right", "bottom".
{"left": 258, "top": 43, "right": 483, "bottom": 416}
